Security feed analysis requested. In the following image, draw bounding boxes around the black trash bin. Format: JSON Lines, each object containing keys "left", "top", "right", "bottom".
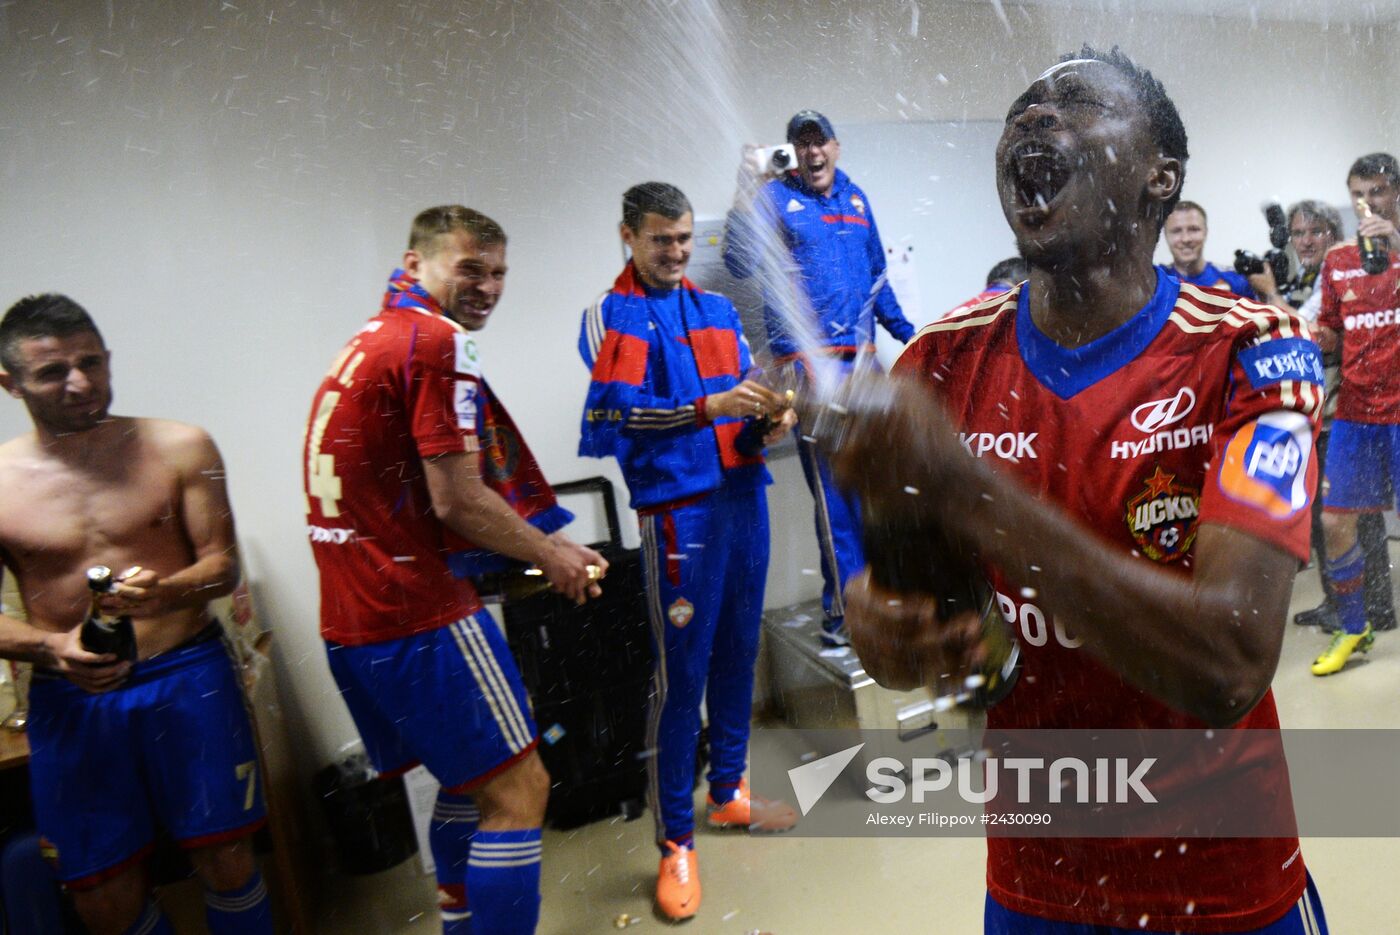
{"left": 315, "top": 752, "right": 418, "bottom": 875}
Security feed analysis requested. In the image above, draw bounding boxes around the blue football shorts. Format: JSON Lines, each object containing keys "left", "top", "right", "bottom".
{"left": 325, "top": 609, "right": 538, "bottom": 792}
{"left": 27, "top": 627, "right": 266, "bottom": 887}
{"left": 985, "top": 872, "right": 1327, "bottom": 934}
{"left": 1322, "top": 419, "right": 1400, "bottom": 512}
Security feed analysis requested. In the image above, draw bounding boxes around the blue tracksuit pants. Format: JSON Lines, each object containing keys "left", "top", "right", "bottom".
{"left": 795, "top": 357, "right": 865, "bottom": 622}
{"left": 639, "top": 479, "right": 769, "bottom": 844}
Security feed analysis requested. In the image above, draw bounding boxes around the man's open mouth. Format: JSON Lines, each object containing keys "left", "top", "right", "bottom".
{"left": 1009, "top": 140, "right": 1074, "bottom": 212}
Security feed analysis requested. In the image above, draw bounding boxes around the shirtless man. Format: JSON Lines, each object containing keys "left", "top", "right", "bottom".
{"left": 0, "top": 294, "right": 271, "bottom": 935}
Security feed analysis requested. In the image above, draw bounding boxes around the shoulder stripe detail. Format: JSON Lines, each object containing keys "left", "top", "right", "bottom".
{"left": 627, "top": 405, "right": 698, "bottom": 431}
{"left": 584, "top": 290, "right": 610, "bottom": 362}
{"left": 897, "top": 291, "right": 1016, "bottom": 368}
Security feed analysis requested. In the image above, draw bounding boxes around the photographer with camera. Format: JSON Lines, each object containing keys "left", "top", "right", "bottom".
{"left": 1158, "top": 200, "right": 1257, "bottom": 297}
{"left": 1309, "top": 153, "right": 1400, "bottom": 674}
{"left": 723, "top": 110, "right": 916, "bottom": 648}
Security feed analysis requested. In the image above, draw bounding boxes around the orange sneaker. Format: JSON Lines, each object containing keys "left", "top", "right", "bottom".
{"left": 656, "top": 840, "right": 701, "bottom": 920}
{"left": 706, "top": 779, "right": 799, "bottom": 833}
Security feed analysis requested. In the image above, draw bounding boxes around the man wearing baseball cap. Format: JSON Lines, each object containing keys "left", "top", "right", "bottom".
{"left": 723, "top": 109, "right": 916, "bottom": 648}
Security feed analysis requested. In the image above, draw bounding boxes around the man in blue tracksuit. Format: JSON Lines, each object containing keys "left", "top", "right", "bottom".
{"left": 578, "top": 182, "right": 798, "bottom": 922}
{"left": 722, "top": 109, "right": 917, "bottom": 646}
{"left": 1158, "top": 199, "right": 1257, "bottom": 297}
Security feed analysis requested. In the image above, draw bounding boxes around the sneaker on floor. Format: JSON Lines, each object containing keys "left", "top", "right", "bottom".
{"left": 819, "top": 616, "right": 850, "bottom": 647}
{"left": 656, "top": 841, "right": 700, "bottom": 920}
{"left": 1293, "top": 603, "right": 1340, "bottom": 632}
{"left": 706, "top": 779, "right": 799, "bottom": 833}
{"left": 1310, "top": 625, "right": 1375, "bottom": 677}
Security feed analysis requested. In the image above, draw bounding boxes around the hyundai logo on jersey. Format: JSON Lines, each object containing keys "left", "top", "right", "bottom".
{"left": 1130, "top": 387, "right": 1195, "bottom": 433}
{"left": 1218, "top": 411, "right": 1313, "bottom": 518}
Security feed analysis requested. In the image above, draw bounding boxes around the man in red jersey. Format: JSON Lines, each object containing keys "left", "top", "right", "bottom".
{"left": 833, "top": 47, "right": 1327, "bottom": 933}
{"left": 1309, "top": 153, "right": 1400, "bottom": 675}
{"left": 303, "top": 205, "right": 606, "bottom": 935}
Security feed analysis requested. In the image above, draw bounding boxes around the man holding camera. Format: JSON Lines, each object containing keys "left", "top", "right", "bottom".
{"left": 579, "top": 182, "right": 798, "bottom": 922}
{"left": 1159, "top": 200, "right": 1257, "bottom": 298}
{"left": 1309, "top": 153, "right": 1400, "bottom": 675}
{"left": 1247, "top": 201, "right": 1396, "bottom": 639}
{"left": 722, "top": 109, "right": 916, "bottom": 648}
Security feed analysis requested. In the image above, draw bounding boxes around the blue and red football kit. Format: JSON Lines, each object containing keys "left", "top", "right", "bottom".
{"left": 307, "top": 270, "right": 551, "bottom": 934}
{"left": 1314, "top": 242, "right": 1400, "bottom": 637}
{"left": 579, "top": 265, "right": 771, "bottom": 845}
{"left": 28, "top": 627, "right": 265, "bottom": 888}
{"left": 724, "top": 168, "right": 915, "bottom": 626}
{"left": 898, "top": 270, "right": 1323, "bottom": 933}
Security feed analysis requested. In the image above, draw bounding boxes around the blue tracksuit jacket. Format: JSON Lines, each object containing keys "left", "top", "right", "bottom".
{"left": 722, "top": 168, "right": 915, "bottom": 360}
{"left": 578, "top": 263, "right": 770, "bottom": 509}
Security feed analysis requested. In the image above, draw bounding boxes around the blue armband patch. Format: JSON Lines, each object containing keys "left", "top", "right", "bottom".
{"left": 1238, "top": 337, "right": 1324, "bottom": 389}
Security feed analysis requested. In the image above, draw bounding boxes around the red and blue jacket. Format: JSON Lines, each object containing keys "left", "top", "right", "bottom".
{"left": 723, "top": 168, "right": 915, "bottom": 360}
{"left": 578, "top": 264, "right": 771, "bottom": 511}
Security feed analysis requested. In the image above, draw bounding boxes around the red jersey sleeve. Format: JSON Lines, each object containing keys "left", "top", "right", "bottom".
{"left": 1317, "top": 251, "right": 1342, "bottom": 332}
{"left": 410, "top": 325, "right": 481, "bottom": 458}
{"left": 1198, "top": 304, "right": 1323, "bottom": 561}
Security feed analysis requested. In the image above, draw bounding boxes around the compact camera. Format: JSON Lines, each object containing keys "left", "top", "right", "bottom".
{"left": 756, "top": 143, "right": 797, "bottom": 174}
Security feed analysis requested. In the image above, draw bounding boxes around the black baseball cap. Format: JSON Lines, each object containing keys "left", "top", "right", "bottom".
{"left": 786, "top": 110, "right": 835, "bottom": 143}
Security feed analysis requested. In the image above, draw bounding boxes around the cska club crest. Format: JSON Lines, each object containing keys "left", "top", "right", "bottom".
{"left": 849, "top": 194, "right": 866, "bottom": 215}
{"left": 480, "top": 423, "right": 521, "bottom": 483}
{"left": 667, "top": 597, "right": 695, "bottom": 629}
{"left": 1124, "top": 465, "right": 1200, "bottom": 562}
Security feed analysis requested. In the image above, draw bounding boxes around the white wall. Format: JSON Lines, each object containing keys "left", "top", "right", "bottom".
{"left": 1, "top": 0, "right": 1396, "bottom": 772}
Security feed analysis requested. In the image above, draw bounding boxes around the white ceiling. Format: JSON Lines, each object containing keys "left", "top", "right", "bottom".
{"left": 953, "top": 0, "right": 1400, "bottom": 25}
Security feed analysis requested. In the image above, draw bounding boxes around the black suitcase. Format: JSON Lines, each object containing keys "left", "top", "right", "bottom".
{"left": 496, "top": 477, "right": 653, "bottom": 829}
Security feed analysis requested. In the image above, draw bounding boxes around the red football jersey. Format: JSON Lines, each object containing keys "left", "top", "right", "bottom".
{"left": 896, "top": 272, "right": 1321, "bottom": 931}
{"left": 304, "top": 304, "right": 484, "bottom": 645}
{"left": 936, "top": 286, "right": 1014, "bottom": 323}
{"left": 1317, "top": 241, "right": 1400, "bottom": 424}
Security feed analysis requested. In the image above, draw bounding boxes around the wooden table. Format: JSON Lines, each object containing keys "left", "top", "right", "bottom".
{"left": 0, "top": 729, "right": 28, "bottom": 771}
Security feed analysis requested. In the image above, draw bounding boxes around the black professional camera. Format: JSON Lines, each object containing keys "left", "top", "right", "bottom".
{"left": 1234, "top": 203, "right": 1292, "bottom": 286}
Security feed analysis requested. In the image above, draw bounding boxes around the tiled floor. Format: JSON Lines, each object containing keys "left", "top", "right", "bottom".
{"left": 310, "top": 547, "right": 1400, "bottom": 934}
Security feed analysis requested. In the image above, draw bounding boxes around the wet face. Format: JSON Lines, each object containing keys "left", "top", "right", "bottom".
{"left": 0, "top": 331, "right": 113, "bottom": 434}
{"left": 996, "top": 59, "right": 1178, "bottom": 271}
{"left": 1348, "top": 174, "right": 1400, "bottom": 227}
{"left": 1163, "top": 208, "right": 1207, "bottom": 272}
{"left": 621, "top": 211, "right": 693, "bottom": 290}
{"left": 793, "top": 127, "right": 840, "bottom": 196}
{"left": 1288, "top": 213, "right": 1337, "bottom": 270}
{"left": 403, "top": 230, "right": 508, "bottom": 331}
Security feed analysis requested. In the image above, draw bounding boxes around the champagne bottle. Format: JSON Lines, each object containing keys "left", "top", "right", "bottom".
{"left": 805, "top": 372, "right": 1019, "bottom": 709}
{"left": 1356, "top": 197, "right": 1391, "bottom": 275}
{"left": 860, "top": 503, "right": 1018, "bottom": 709}
{"left": 733, "top": 389, "right": 795, "bottom": 457}
{"left": 81, "top": 566, "right": 137, "bottom": 662}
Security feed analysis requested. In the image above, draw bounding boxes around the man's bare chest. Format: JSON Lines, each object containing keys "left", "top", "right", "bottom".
{"left": 0, "top": 458, "right": 181, "bottom": 568}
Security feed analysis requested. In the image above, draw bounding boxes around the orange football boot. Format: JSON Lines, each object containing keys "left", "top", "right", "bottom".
{"left": 706, "top": 779, "right": 799, "bottom": 833}
{"left": 656, "top": 840, "right": 701, "bottom": 920}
